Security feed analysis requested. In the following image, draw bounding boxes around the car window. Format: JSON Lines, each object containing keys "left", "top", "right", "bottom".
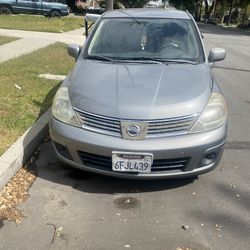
{"left": 86, "top": 18, "right": 205, "bottom": 63}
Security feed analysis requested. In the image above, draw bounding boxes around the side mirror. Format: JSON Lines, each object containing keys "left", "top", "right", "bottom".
{"left": 67, "top": 44, "right": 81, "bottom": 61}
{"left": 208, "top": 48, "right": 226, "bottom": 63}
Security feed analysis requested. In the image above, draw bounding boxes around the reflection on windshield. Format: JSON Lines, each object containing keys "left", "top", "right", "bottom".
{"left": 87, "top": 18, "right": 204, "bottom": 63}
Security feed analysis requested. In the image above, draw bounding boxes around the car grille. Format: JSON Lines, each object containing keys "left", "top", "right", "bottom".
{"left": 74, "top": 108, "right": 197, "bottom": 139}
{"left": 74, "top": 108, "right": 121, "bottom": 137}
{"left": 146, "top": 116, "right": 195, "bottom": 138}
{"left": 78, "top": 151, "right": 190, "bottom": 173}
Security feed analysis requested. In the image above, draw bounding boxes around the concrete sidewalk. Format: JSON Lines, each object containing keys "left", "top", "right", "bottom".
{"left": 0, "top": 38, "right": 54, "bottom": 63}
{"left": 0, "top": 28, "right": 85, "bottom": 63}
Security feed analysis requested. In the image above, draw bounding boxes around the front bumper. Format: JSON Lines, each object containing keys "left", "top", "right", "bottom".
{"left": 49, "top": 117, "right": 227, "bottom": 179}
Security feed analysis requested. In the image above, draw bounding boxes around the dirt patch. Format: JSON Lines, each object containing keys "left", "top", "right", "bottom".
{"left": 0, "top": 167, "right": 36, "bottom": 224}
{"left": 113, "top": 197, "right": 140, "bottom": 209}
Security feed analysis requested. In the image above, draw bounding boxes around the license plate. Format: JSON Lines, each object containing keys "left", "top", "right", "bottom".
{"left": 112, "top": 151, "right": 153, "bottom": 173}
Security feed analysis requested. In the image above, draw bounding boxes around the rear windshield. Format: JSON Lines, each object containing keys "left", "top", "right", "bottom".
{"left": 86, "top": 17, "right": 205, "bottom": 63}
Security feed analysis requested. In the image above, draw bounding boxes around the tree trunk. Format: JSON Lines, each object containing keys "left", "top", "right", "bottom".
{"left": 241, "top": 3, "right": 248, "bottom": 24}
{"left": 106, "top": 0, "right": 113, "bottom": 10}
{"left": 199, "top": 0, "right": 203, "bottom": 21}
{"left": 204, "top": 0, "right": 209, "bottom": 20}
{"left": 208, "top": 0, "right": 215, "bottom": 19}
{"left": 226, "top": 0, "right": 235, "bottom": 25}
{"left": 194, "top": 0, "right": 200, "bottom": 21}
{"left": 220, "top": 0, "right": 227, "bottom": 24}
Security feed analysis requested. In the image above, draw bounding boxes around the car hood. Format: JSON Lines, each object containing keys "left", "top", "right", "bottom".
{"left": 69, "top": 60, "right": 212, "bottom": 120}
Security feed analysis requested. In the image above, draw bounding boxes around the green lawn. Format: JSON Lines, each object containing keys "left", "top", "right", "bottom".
{"left": 0, "top": 43, "right": 75, "bottom": 155}
{"left": 0, "top": 15, "right": 84, "bottom": 33}
{"left": 0, "top": 36, "right": 19, "bottom": 46}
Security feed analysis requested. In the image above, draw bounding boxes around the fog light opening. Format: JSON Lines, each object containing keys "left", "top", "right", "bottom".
{"left": 54, "top": 141, "right": 72, "bottom": 160}
{"left": 201, "top": 152, "right": 217, "bottom": 166}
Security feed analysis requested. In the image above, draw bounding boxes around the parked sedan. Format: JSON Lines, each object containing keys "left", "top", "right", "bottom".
{"left": 50, "top": 8, "right": 227, "bottom": 179}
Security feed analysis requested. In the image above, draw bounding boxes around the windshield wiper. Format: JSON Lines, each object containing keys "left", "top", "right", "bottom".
{"left": 158, "top": 59, "right": 198, "bottom": 65}
{"left": 120, "top": 57, "right": 197, "bottom": 65}
{"left": 87, "top": 55, "right": 117, "bottom": 62}
{"left": 122, "top": 57, "right": 165, "bottom": 64}
{"left": 87, "top": 56, "right": 197, "bottom": 65}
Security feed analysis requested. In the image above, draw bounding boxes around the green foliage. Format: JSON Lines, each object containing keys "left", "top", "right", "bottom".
{"left": 0, "top": 43, "right": 74, "bottom": 155}
{"left": 169, "top": 0, "right": 249, "bottom": 25}
{"left": 0, "top": 15, "right": 83, "bottom": 33}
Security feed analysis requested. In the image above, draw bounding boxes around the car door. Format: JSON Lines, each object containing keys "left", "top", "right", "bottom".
{"left": 14, "top": 0, "right": 41, "bottom": 14}
{"left": 31, "top": 0, "right": 43, "bottom": 14}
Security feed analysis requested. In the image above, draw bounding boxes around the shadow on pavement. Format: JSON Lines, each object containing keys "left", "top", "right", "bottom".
{"left": 197, "top": 23, "right": 250, "bottom": 36}
{"left": 189, "top": 181, "right": 250, "bottom": 240}
{"left": 214, "top": 65, "right": 250, "bottom": 73}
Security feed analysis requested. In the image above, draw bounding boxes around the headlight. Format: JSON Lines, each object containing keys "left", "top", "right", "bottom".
{"left": 190, "top": 92, "right": 227, "bottom": 133}
{"left": 52, "top": 86, "right": 81, "bottom": 127}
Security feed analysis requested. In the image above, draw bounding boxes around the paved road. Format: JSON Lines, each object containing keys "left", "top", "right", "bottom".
{"left": 0, "top": 24, "right": 250, "bottom": 250}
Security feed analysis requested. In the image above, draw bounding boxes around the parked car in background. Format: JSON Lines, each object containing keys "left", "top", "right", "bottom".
{"left": 50, "top": 9, "right": 227, "bottom": 179}
{"left": 0, "top": 0, "right": 69, "bottom": 17}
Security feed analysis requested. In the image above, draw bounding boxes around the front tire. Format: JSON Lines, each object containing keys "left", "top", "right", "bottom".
{"left": 50, "top": 10, "right": 61, "bottom": 18}
{"left": 0, "top": 6, "right": 12, "bottom": 15}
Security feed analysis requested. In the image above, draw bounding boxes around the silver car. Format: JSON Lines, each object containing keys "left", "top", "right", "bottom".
{"left": 50, "top": 9, "right": 228, "bottom": 179}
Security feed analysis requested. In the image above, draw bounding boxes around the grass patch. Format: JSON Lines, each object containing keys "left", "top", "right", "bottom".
{"left": 0, "top": 36, "right": 19, "bottom": 46}
{"left": 0, "top": 15, "right": 84, "bottom": 33}
{"left": 0, "top": 42, "right": 75, "bottom": 155}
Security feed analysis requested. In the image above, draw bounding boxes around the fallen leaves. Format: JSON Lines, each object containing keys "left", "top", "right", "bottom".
{"left": 0, "top": 167, "right": 36, "bottom": 224}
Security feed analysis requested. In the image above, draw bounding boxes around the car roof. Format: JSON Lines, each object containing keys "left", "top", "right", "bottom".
{"left": 102, "top": 8, "right": 191, "bottom": 20}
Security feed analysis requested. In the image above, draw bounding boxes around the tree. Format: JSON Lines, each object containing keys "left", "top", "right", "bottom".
{"left": 106, "top": 0, "right": 113, "bottom": 10}
{"left": 169, "top": 0, "right": 203, "bottom": 20}
{"left": 239, "top": 0, "right": 250, "bottom": 24}
{"left": 226, "top": 0, "right": 235, "bottom": 25}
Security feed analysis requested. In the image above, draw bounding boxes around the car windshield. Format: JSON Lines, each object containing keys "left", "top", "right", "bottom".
{"left": 86, "top": 18, "right": 204, "bottom": 63}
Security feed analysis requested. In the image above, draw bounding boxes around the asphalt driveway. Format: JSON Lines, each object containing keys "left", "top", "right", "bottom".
{"left": 0, "top": 24, "right": 249, "bottom": 250}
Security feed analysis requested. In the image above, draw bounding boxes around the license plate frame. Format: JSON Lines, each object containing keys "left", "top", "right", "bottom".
{"left": 112, "top": 151, "right": 153, "bottom": 173}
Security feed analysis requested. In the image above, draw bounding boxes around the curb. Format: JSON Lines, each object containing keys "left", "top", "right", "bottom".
{"left": 0, "top": 109, "right": 51, "bottom": 191}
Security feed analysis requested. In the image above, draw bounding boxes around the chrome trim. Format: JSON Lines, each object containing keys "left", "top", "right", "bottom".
{"left": 73, "top": 107, "right": 199, "bottom": 139}
{"left": 121, "top": 121, "right": 148, "bottom": 140}
{"left": 74, "top": 107, "right": 122, "bottom": 138}
{"left": 127, "top": 124, "right": 141, "bottom": 137}
{"left": 74, "top": 107, "right": 120, "bottom": 121}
